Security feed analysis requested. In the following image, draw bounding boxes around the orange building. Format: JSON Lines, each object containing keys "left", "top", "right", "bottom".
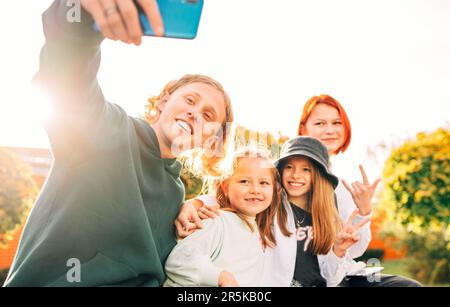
{"left": 367, "top": 210, "right": 407, "bottom": 259}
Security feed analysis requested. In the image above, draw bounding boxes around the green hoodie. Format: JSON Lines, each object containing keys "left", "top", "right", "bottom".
{"left": 4, "top": 0, "right": 184, "bottom": 287}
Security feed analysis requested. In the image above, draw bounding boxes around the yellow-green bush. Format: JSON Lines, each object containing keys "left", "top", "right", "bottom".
{"left": 379, "top": 128, "right": 449, "bottom": 283}
{"left": 404, "top": 227, "right": 450, "bottom": 284}
{"left": 381, "top": 128, "right": 449, "bottom": 231}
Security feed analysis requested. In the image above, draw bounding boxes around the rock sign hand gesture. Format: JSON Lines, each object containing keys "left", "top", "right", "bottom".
{"left": 342, "top": 165, "right": 381, "bottom": 216}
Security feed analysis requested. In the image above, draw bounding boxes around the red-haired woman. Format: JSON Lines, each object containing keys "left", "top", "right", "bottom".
{"left": 298, "top": 94, "right": 421, "bottom": 287}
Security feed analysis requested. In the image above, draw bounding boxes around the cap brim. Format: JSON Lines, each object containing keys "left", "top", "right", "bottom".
{"left": 275, "top": 153, "right": 339, "bottom": 189}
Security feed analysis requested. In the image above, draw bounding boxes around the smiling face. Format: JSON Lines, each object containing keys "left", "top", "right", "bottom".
{"left": 281, "top": 156, "right": 313, "bottom": 206}
{"left": 301, "top": 104, "right": 345, "bottom": 156}
{"left": 153, "top": 82, "right": 227, "bottom": 158}
{"left": 222, "top": 157, "right": 275, "bottom": 217}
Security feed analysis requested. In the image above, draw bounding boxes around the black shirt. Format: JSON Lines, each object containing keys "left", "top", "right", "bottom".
{"left": 291, "top": 203, "right": 327, "bottom": 287}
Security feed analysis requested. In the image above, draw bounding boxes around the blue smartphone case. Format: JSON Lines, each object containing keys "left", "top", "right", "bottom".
{"left": 137, "top": 0, "right": 204, "bottom": 39}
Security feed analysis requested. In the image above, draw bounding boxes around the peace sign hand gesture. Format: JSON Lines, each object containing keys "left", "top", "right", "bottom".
{"left": 342, "top": 165, "right": 381, "bottom": 216}
{"left": 333, "top": 209, "right": 371, "bottom": 258}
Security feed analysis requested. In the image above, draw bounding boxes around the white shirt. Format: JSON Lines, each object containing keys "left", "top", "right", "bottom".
{"left": 197, "top": 183, "right": 373, "bottom": 287}
{"left": 164, "top": 210, "right": 264, "bottom": 287}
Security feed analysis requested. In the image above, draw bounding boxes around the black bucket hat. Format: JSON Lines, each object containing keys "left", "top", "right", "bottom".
{"left": 274, "top": 136, "right": 339, "bottom": 188}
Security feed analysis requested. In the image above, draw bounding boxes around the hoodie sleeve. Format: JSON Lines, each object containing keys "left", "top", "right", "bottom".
{"left": 318, "top": 248, "right": 354, "bottom": 287}
{"left": 34, "top": 1, "right": 113, "bottom": 161}
{"left": 196, "top": 194, "right": 219, "bottom": 207}
{"left": 348, "top": 212, "right": 372, "bottom": 259}
{"left": 165, "top": 217, "right": 225, "bottom": 287}
{"left": 335, "top": 180, "right": 372, "bottom": 259}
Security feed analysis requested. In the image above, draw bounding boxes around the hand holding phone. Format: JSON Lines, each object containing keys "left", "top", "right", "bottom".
{"left": 91, "top": 0, "right": 203, "bottom": 41}
{"left": 84, "top": 0, "right": 162, "bottom": 45}
{"left": 137, "top": 0, "right": 204, "bottom": 39}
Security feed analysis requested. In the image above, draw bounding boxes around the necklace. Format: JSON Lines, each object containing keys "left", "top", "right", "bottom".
{"left": 291, "top": 204, "right": 306, "bottom": 227}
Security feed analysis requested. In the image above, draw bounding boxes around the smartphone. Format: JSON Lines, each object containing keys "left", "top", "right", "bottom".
{"left": 137, "top": 0, "right": 204, "bottom": 39}
{"left": 347, "top": 266, "right": 384, "bottom": 277}
{"left": 93, "top": 0, "right": 204, "bottom": 39}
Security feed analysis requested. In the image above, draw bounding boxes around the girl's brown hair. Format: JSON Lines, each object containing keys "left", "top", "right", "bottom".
{"left": 145, "top": 74, "right": 234, "bottom": 177}
{"left": 214, "top": 148, "right": 290, "bottom": 248}
{"left": 280, "top": 157, "right": 342, "bottom": 255}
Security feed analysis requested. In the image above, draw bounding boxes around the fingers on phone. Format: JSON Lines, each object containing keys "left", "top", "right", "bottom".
{"left": 99, "top": 0, "right": 128, "bottom": 42}
{"left": 137, "top": 0, "right": 164, "bottom": 36}
{"left": 86, "top": 0, "right": 116, "bottom": 40}
{"left": 116, "top": 0, "right": 143, "bottom": 45}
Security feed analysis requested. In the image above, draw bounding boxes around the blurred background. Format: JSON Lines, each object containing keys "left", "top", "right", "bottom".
{"left": 0, "top": 0, "right": 449, "bottom": 285}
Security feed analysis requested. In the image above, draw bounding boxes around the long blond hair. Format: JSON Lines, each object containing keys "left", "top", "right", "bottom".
{"left": 309, "top": 162, "right": 342, "bottom": 255}
{"left": 280, "top": 157, "right": 341, "bottom": 254}
{"left": 214, "top": 148, "right": 288, "bottom": 247}
{"left": 145, "top": 74, "right": 234, "bottom": 177}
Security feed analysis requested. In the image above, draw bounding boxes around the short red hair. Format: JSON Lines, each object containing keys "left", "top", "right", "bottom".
{"left": 297, "top": 95, "right": 352, "bottom": 154}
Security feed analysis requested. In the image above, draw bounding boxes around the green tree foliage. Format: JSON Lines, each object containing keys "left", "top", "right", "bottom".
{"left": 379, "top": 128, "right": 449, "bottom": 284}
{"left": 381, "top": 128, "right": 449, "bottom": 229}
{"left": 0, "top": 148, "right": 38, "bottom": 248}
{"left": 404, "top": 228, "right": 449, "bottom": 284}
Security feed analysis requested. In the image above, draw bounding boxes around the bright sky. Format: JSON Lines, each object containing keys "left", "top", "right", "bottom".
{"left": 0, "top": 0, "right": 449, "bottom": 182}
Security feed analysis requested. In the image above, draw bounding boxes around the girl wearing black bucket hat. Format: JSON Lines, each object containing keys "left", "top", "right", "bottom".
{"left": 298, "top": 95, "right": 421, "bottom": 287}
{"left": 175, "top": 136, "right": 370, "bottom": 287}
{"left": 263, "top": 136, "right": 371, "bottom": 287}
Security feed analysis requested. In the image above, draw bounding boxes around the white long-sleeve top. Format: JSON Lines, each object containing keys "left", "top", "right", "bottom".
{"left": 164, "top": 210, "right": 264, "bottom": 287}
{"left": 335, "top": 179, "right": 372, "bottom": 259}
{"left": 196, "top": 182, "right": 372, "bottom": 287}
{"left": 317, "top": 179, "right": 373, "bottom": 286}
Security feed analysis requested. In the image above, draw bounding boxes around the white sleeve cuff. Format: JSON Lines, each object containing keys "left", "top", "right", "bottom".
{"left": 196, "top": 194, "right": 219, "bottom": 207}
{"left": 328, "top": 248, "right": 349, "bottom": 263}
{"left": 198, "top": 262, "right": 223, "bottom": 286}
{"left": 355, "top": 211, "right": 373, "bottom": 221}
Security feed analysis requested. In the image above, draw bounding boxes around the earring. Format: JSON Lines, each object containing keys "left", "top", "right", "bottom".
{"left": 145, "top": 98, "right": 160, "bottom": 124}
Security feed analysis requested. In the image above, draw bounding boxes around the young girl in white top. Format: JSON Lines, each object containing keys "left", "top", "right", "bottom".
{"left": 269, "top": 136, "right": 368, "bottom": 287}
{"left": 173, "top": 137, "right": 368, "bottom": 287}
{"left": 164, "top": 148, "right": 286, "bottom": 287}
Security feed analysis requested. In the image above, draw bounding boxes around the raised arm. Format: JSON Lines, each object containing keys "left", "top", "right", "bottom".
{"left": 35, "top": 1, "right": 104, "bottom": 114}
{"left": 340, "top": 165, "right": 380, "bottom": 258}
{"left": 35, "top": 1, "right": 108, "bottom": 160}
{"left": 35, "top": 0, "right": 162, "bottom": 160}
